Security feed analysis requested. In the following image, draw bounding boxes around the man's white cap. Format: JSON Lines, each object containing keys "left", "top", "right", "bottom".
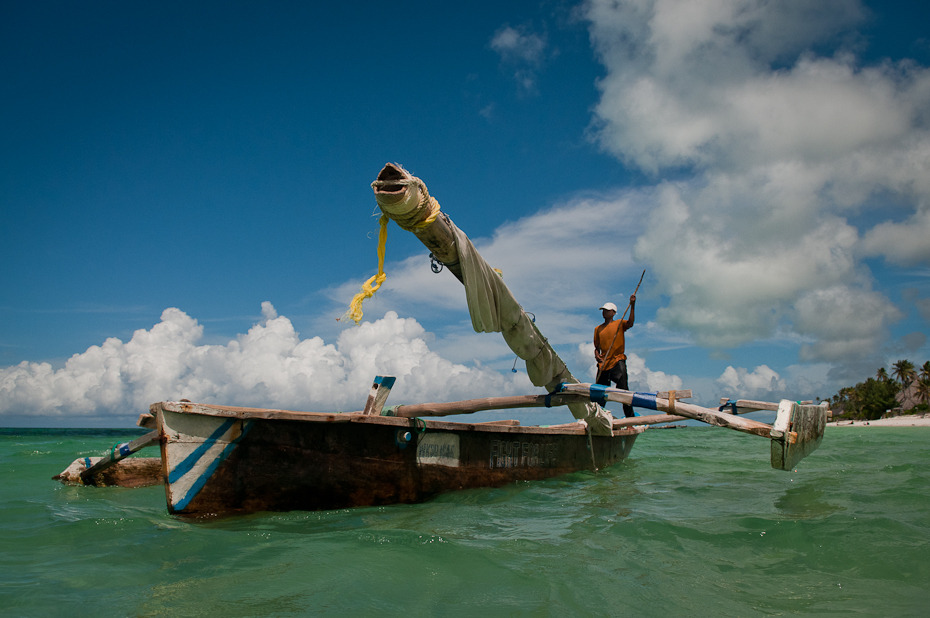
{"left": 599, "top": 302, "right": 618, "bottom": 312}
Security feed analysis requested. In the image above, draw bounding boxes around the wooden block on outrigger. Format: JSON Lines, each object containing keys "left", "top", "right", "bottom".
{"left": 770, "top": 400, "right": 827, "bottom": 470}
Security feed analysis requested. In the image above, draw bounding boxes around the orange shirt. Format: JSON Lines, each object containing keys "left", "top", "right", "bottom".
{"left": 594, "top": 319, "right": 630, "bottom": 371}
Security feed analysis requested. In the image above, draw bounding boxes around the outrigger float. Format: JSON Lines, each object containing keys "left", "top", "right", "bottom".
{"left": 55, "top": 164, "right": 827, "bottom": 517}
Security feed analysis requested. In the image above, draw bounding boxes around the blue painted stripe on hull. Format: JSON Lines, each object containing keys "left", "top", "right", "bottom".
{"left": 168, "top": 418, "right": 236, "bottom": 484}
{"left": 171, "top": 420, "right": 254, "bottom": 512}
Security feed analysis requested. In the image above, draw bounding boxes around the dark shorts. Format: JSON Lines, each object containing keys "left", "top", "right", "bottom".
{"left": 597, "top": 360, "right": 634, "bottom": 418}
{"left": 597, "top": 359, "right": 628, "bottom": 389}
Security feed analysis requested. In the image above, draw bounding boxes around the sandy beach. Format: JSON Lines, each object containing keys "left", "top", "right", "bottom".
{"left": 828, "top": 413, "right": 930, "bottom": 427}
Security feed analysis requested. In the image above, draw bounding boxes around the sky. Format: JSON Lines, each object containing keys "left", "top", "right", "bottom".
{"left": 2, "top": 0, "right": 929, "bottom": 427}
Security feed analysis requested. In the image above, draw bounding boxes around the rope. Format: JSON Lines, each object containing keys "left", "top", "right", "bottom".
{"left": 383, "top": 196, "right": 441, "bottom": 231}
{"left": 585, "top": 424, "right": 599, "bottom": 471}
{"left": 342, "top": 214, "right": 389, "bottom": 324}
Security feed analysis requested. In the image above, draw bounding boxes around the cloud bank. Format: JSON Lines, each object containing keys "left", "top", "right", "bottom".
{"left": 0, "top": 303, "right": 534, "bottom": 421}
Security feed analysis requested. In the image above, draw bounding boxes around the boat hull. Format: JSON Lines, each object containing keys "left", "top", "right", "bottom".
{"left": 156, "top": 402, "right": 641, "bottom": 516}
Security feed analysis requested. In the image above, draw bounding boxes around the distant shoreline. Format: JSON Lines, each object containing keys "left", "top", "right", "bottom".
{"left": 827, "top": 414, "right": 930, "bottom": 428}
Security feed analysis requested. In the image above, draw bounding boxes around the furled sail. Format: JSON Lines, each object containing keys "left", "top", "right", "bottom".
{"left": 370, "top": 163, "right": 614, "bottom": 435}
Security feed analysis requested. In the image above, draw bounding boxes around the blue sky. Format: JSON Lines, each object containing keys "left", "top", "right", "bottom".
{"left": 2, "top": 0, "right": 929, "bottom": 427}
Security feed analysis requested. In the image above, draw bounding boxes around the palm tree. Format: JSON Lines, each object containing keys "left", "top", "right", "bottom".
{"left": 892, "top": 360, "right": 917, "bottom": 388}
{"left": 876, "top": 367, "right": 890, "bottom": 382}
{"left": 920, "top": 361, "right": 930, "bottom": 382}
{"left": 916, "top": 377, "right": 930, "bottom": 407}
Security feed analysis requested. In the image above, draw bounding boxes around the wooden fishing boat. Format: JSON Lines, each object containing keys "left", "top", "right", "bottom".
{"left": 55, "top": 163, "right": 828, "bottom": 517}
{"left": 152, "top": 385, "right": 642, "bottom": 516}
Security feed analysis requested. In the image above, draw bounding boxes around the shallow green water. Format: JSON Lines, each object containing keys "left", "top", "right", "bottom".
{"left": 1, "top": 426, "right": 926, "bottom": 616}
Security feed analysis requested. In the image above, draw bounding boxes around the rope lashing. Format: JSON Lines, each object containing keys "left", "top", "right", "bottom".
{"left": 110, "top": 442, "right": 130, "bottom": 459}
{"left": 370, "top": 177, "right": 441, "bottom": 231}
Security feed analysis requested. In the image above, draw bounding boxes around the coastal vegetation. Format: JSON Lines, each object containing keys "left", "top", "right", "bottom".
{"left": 829, "top": 360, "right": 930, "bottom": 420}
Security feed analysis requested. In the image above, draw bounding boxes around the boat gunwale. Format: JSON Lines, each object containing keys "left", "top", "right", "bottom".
{"left": 155, "top": 401, "right": 644, "bottom": 437}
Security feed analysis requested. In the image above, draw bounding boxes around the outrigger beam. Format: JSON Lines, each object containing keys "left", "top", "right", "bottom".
{"left": 53, "top": 429, "right": 161, "bottom": 487}
{"left": 78, "top": 430, "right": 159, "bottom": 485}
{"left": 386, "top": 380, "right": 826, "bottom": 470}
{"left": 559, "top": 383, "right": 827, "bottom": 470}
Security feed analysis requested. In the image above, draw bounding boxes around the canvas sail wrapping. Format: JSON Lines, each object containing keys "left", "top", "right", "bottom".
{"left": 372, "top": 163, "right": 614, "bottom": 435}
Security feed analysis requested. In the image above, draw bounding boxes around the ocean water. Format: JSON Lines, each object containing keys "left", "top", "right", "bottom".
{"left": 1, "top": 426, "right": 926, "bottom": 617}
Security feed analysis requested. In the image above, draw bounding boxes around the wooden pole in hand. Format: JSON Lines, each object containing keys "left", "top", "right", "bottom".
{"left": 595, "top": 270, "right": 645, "bottom": 383}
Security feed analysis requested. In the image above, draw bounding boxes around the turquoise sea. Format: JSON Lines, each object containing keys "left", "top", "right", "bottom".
{"left": 1, "top": 425, "right": 926, "bottom": 617}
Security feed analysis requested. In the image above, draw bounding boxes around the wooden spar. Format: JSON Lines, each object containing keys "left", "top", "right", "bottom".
{"left": 371, "top": 163, "right": 613, "bottom": 435}
{"left": 613, "top": 413, "right": 687, "bottom": 427}
{"left": 389, "top": 385, "right": 783, "bottom": 439}
{"left": 392, "top": 394, "right": 593, "bottom": 418}
{"left": 559, "top": 383, "right": 777, "bottom": 438}
{"left": 718, "top": 398, "right": 813, "bottom": 415}
{"left": 387, "top": 387, "right": 827, "bottom": 471}
{"left": 391, "top": 390, "right": 691, "bottom": 419}
{"left": 78, "top": 429, "right": 159, "bottom": 485}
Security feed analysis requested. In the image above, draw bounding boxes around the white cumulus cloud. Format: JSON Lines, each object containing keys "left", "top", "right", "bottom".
{"left": 0, "top": 305, "right": 535, "bottom": 421}
{"left": 580, "top": 0, "right": 929, "bottom": 360}
{"left": 717, "top": 364, "right": 787, "bottom": 399}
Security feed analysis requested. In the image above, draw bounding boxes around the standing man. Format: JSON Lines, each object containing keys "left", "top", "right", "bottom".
{"left": 594, "top": 296, "right": 636, "bottom": 417}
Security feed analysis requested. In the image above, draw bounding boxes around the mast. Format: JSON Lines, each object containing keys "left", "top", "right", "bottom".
{"left": 370, "top": 163, "right": 613, "bottom": 435}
